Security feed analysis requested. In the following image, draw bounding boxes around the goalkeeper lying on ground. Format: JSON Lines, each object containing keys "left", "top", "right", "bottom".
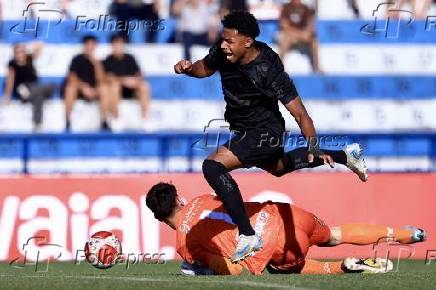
{"left": 146, "top": 182, "right": 426, "bottom": 275}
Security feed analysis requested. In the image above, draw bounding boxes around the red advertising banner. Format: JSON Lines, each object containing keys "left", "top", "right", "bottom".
{"left": 0, "top": 173, "right": 435, "bottom": 263}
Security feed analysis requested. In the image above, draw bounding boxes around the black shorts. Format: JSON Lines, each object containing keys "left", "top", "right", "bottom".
{"left": 121, "top": 86, "right": 136, "bottom": 99}
{"left": 223, "top": 127, "right": 285, "bottom": 168}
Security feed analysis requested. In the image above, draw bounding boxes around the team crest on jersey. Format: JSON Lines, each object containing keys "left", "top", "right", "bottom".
{"left": 254, "top": 211, "right": 269, "bottom": 236}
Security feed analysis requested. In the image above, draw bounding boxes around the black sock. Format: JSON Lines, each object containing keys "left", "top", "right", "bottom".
{"left": 322, "top": 149, "right": 347, "bottom": 165}
{"left": 282, "top": 147, "right": 347, "bottom": 173}
{"left": 202, "top": 160, "right": 255, "bottom": 236}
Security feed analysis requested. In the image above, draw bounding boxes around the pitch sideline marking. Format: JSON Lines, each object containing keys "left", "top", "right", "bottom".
{"left": 0, "top": 273, "right": 314, "bottom": 289}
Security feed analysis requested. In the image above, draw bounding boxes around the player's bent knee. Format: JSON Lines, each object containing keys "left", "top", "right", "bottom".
{"left": 202, "top": 159, "right": 228, "bottom": 182}
{"left": 201, "top": 159, "right": 239, "bottom": 195}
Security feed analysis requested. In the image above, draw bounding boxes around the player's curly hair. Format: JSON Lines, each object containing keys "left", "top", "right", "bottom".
{"left": 222, "top": 11, "right": 260, "bottom": 39}
{"left": 146, "top": 182, "right": 178, "bottom": 221}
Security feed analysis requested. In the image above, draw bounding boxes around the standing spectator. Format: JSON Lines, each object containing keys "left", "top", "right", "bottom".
{"left": 103, "top": 34, "right": 150, "bottom": 120}
{"left": 109, "top": 0, "right": 161, "bottom": 42}
{"left": 109, "top": 0, "right": 131, "bottom": 41}
{"left": 130, "top": 0, "right": 161, "bottom": 43}
{"left": 64, "top": 35, "right": 110, "bottom": 130}
{"left": 172, "top": 0, "right": 220, "bottom": 60}
{"left": 278, "top": 0, "right": 320, "bottom": 73}
{"left": 2, "top": 43, "right": 56, "bottom": 131}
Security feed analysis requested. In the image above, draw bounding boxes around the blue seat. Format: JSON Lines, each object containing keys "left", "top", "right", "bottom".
{"left": 258, "top": 21, "right": 279, "bottom": 44}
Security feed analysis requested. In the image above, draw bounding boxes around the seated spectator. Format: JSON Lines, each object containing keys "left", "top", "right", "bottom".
{"left": 278, "top": 0, "right": 321, "bottom": 73}
{"left": 103, "top": 34, "right": 150, "bottom": 119}
{"left": 130, "top": 0, "right": 161, "bottom": 43}
{"left": 172, "top": 0, "right": 220, "bottom": 60}
{"left": 2, "top": 42, "right": 56, "bottom": 131}
{"left": 64, "top": 35, "right": 110, "bottom": 130}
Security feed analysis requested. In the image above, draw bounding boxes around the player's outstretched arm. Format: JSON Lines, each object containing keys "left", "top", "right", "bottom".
{"left": 187, "top": 241, "right": 243, "bottom": 275}
{"left": 189, "top": 245, "right": 243, "bottom": 275}
{"left": 174, "top": 59, "right": 215, "bottom": 78}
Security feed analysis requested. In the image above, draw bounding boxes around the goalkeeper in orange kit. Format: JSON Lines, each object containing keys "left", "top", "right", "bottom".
{"left": 146, "top": 183, "right": 426, "bottom": 275}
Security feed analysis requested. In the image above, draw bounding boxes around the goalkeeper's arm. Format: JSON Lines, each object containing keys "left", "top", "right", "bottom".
{"left": 186, "top": 240, "right": 243, "bottom": 275}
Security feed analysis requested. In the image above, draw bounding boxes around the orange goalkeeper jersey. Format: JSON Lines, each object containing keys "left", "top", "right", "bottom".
{"left": 175, "top": 194, "right": 285, "bottom": 275}
{"left": 175, "top": 194, "right": 331, "bottom": 275}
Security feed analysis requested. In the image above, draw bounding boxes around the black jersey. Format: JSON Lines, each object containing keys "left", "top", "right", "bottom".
{"left": 203, "top": 40, "right": 299, "bottom": 131}
{"left": 103, "top": 53, "right": 140, "bottom": 77}
{"left": 8, "top": 55, "right": 37, "bottom": 95}
{"left": 69, "top": 54, "right": 97, "bottom": 87}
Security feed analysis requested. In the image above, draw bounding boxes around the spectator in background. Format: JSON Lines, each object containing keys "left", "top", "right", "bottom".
{"left": 0, "top": 1, "right": 2, "bottom": 39}
{"left": 109, "top": 0, "right": 133, "bottom": 41}
{"left": 64, "top": 35, "right": 110, "bottom": 130}
{"left": 347, "top": 0, "right": 360, "bottom": 18}
{"left": 247, "top": 0, "right": 280, "bottom": 20}
{"left": 278, "top": 0, "right": 321, "bottom": 73}
{"left": 103, "top": 34, "right": 150, "bottom": 120}
{"left": 172, "top": 0, "right": 220, "bottom": 60}
{"left": 2, "top": 43, "right": 56, "bottom": 131}
{"left": 109, "top": 0, "right": 161, "bottom": 42}
{"left": 59, "top": 0, "right": 73, "bottom": 19}
{"left": 387, "top": 0, "right": 433, "bottom": 19}
{"left": 130, "top": 0, "right": 161, "bottom": 43}
{"left": 220, "top": 0, "right": 247, "bottom": 17}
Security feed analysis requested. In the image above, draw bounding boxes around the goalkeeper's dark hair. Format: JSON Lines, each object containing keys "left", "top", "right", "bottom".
{"left": 221, "top": 11, "right": 260, "bottom": 39}
{"left": 146, "top": 182, "right": 178, "bottom": 221}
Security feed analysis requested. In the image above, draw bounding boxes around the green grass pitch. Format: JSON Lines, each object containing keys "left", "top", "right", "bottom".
{"left": 1, "top": 260, "right": 435, "bottom": 290}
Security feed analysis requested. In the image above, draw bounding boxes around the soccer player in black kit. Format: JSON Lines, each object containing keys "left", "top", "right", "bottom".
{"left": 174, "top": 11, "right": 368, "bottom": 263}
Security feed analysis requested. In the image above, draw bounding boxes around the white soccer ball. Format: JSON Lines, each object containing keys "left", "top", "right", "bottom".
{"left": 84, "top": 231, "right": 122, "bottom": 269}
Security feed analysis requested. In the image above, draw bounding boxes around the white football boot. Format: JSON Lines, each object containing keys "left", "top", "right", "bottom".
{"left": 344, "top": 143, "right": 368, "bottom": 182}
{"left": 342, "top": 257, "right": 393, "bottom": 274}
{"left": 231, "top": 234, "right": 263, "bottom": 263}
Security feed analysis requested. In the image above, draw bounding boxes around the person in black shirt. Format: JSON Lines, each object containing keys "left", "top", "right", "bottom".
{"left": 64, "top": 35, "right": 110, "bottom": 130}
{"left": 103, "top": 35, "right": 150, "bottom": 119}
{"left": 2, "top": 42, "right": 55, "bottom": 130}
{"left": 174, "top": 11, "right": 368, "bottom": 263}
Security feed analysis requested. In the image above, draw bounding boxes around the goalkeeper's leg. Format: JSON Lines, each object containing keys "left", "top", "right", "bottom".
{"left": 327, "top": 223, "right": 426, "bottom": 246}
{"left": 300, "top": 258, "right": 394, "bottom": 274}
{"left": 300, "top": 259, "right": 345, "bottom": 274}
